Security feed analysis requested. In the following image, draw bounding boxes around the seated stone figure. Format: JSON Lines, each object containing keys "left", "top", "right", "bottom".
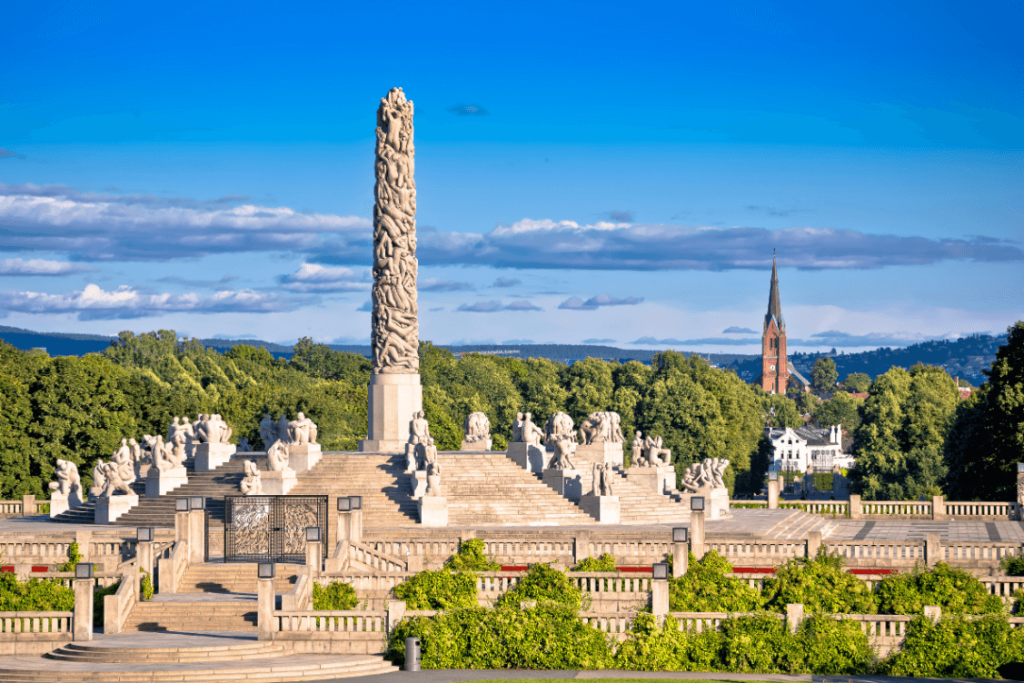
{"left": 266, "top": 439, "right": 290, "bottom": 472}
{"left": 288, "top": 412, "right": 318, "bottom": 445}
{"left": 522, "top": 413, "right": 544, "bottom": 447}
{"left": 48, "top": 459, "right": 82, "bottom": 497}
{"left": 155, "top": 435, "right": 186, "bottom": 471}
{"left": 643, "top": 435, "right": 672, "bottom": 466}
{"left": 240, "top": 460, "right": 262, "bottom": 495}
{"left": 111, "top": 438, "right": 137, "bottom": 485}
{"left": 512, "top": 412, "right": 525, "bottom": 442}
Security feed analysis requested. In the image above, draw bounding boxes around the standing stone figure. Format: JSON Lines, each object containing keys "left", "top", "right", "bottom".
{"left": 100, "top": 460, "right": 133, "bottom": 497}
{"left": 593, "top": 462, "right": 615, "bottom": 496}
{"left": 409, "top": 411, "right": 431, "bottom": 445}
{"left": 91, "top": 459, "right": 107, "bottom": 497}
{"left": 550, "top": 438, "right": 577, "bottom": 470}
{"left": 545, "top": 412, "right": 576, "bottom": 446}
{"left": 512, "top": 412, "right": 525, "bottom": 442}
{"left": 522, "top": 413, "right": 544, "bottom": 447}
{"left": 276, "top": 414, "right": 292, "bottom": 444}
{"left": 372, "top": 87, "right": 419, "bottom": 374}
{"left": 631, "top": 431, "right": 644, "bottom": 465}
{"left": 259, "top": 414, "right": 276, "bottom": 447}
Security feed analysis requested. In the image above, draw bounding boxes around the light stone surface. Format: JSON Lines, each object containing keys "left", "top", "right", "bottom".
{"left": 287, "top": 442, "right": 322, "bottom": 474}
{"left": 361, "top": 373, "right": 423, "bottom": 453}
{"left": 47, "top": 459, "right": 82, "bottom": 515}
{"left": 417, "top": 495, "right": 448, "bottom": 527}
{"left": 460, "top": 437, "right": 492, "bottom": 451}
{"left": 288, "top": 412, "right": 319, "bottom": 445}
{"left": 95, "top": 493, "right": 139, "bottom": 524}
{"left": 544, "top": 412, "right": 575, "bottom": 448}
{"left": 145, "top": 466, "right": 188, "bottom": 497}
{"left": 462, "top": 412, "right": 491, "bottom": 448}
{"left": 240, "top": 460, "right": 262, "bottom": 495}
{"left": 409, "top": 469, "right": 427, "bottom": 499}
{"left": 266, "top": 439, "right": 290, "bottom": 472}
{"left": 507, "top": 441, "right": 551, "bottom": 473}
{"left": 575, "top": 441, "right": 625, "bottom": 468}
{"left": 543, "top": 468, "right": 591, "bottom": 501}
{"left": 193, "top": 442, "right": 236, "bottom": 472}
{"left": 578, "top": 411, "right": 626, "bottom": 445}
{"left": 626, "top": 464, "right": 675, "bottom": 494}
{"left": 579, "top": 494, "right": 620, "bottom": 524}
{"left": 48, "top": 491, "right": 76, "bottom": 518}
{"left": 262, "top": 468, "right": 297, "bottom": 495}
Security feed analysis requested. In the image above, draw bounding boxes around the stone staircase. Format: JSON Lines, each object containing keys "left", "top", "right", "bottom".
{"left": 175, "top": 561, "right": 300, "bottom": 594}
{"left": 122, "top": 596, "right": 259, "bottom": 632}
{"left": 766, "top": 509, "right": 838, "bottom": 540}
{"left": 608, "top": 465, "right": 692, "bottom": 524}
{"left": 437, "top": 450, "right": 597, "bottom": 526}
{"left": 3, "top": 632, "right": 398, "bottom": 682}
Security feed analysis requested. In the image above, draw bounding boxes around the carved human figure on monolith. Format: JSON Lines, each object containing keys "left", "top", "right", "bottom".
{"left": 545, "top": 412, "right": 575, "bottom": 447}
{"left": 240, "top": 460, "right": 262, "bottom": 495}
{"left": 259, "top": 414, "right": 275, "bottom": 447}
{"left": 550, "top": 438, "right": 577, "bottom": 470}
{"left": 48, "top": 459, "right": 81, "bottom": 497}
{"left": 288, "top": 412, "right": 318, "bottom": 445}
{"left": 631, "top": 431, "right": 644, "bottom": 465}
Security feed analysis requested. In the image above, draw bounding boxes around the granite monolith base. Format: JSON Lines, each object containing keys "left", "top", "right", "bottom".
{"left": 360, "top": 373, "right": 423, "bottom": 453}
{"left": 193, "top": 442, "right": 236, "bottom": 473}
{"left": 418, "top": 496, "right": 448, "bottom": 527}
{"left": 262, "top": 469, "right": 297, "bottom": 495}
{"left": 146, "top": 467, "right": 188, "bottom": 497}
{"left": 96, "top": 493, "right": 139, "bottom": 524}
{"left": 507, "top": 442, "right": 550, "bottom": 473}
{"left": 287, "top": 443, "right": 322, "bottom": 474}
{"left": 579, "top": 494, "right": 620, "bottom": 523}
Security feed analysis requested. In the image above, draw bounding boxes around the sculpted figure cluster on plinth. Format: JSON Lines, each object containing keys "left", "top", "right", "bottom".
{"left": 240, "top": 460, "right": 262, "bottom": 495}
{"left": 463, "top": 412, "right": 490, "bottom": 443}
{"left": 631, "top": 431, "right": 673, "bottom": 467}
{"left": 405, "top": 410, "right": 436, "bottom": 472}
{"left": 266, "top": 440, "right": 290, "bottom": 472}
{"left": 193, "top": 414, "right": 232, "bottom": 444}
{"left": 49, "top": 459, "right": 81, "bottom": 497}
{"left": 679, "top": 458, "right": 730, "bottom": 493}
{"left": 372, "top": 87, "right": 419, "bottom": 374}
{"left": 512, "top": 412, "right": 545, "bottom": 447}
{"left": 259, "top": 412, "right": 318, "bottom": 446}
{"left": 579, "top": 411, "right": 626, "bottom": 445}
{"left": 544, "top": 412, "right": 576, "bottom": 447}
{"left": 592, "top": 462, "right": 615, "bottom": 496}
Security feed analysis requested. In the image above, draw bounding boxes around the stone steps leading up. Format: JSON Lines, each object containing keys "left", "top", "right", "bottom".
{"left": 46, "top": 640, "right": 288, "bottom": 663}
{"left": 176, "top": 562, "right": 301, "bottom": 594}
{"left": 122, "top": 599, "right": 259, "bottom": 631}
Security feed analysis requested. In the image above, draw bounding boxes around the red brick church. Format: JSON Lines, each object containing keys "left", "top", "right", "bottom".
{"left": 757, "top": 254, "right": 810, "bottom": 394}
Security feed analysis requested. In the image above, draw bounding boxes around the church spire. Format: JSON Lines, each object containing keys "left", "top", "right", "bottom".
{"left": 765, "top": 251, "right": 783, "bottom": 329}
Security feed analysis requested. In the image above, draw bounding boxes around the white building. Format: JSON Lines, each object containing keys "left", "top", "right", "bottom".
{"left": 766, "top": 425, "right": 854, "bottom": 474}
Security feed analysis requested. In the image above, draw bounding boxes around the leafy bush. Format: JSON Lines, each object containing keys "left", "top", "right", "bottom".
{"left": 0, "top": 572, "right": 74, "bottom": 611}
{"left": 497, "top": 563, "right": 586, "bottom": 610}
{"left": 140, "top": 569, "right": 154, "bottom": 601}
{"left": 796, "top": 613, "right": 876, "bottom": 674}
{"left": 572, "top": 554, "right": 617, "bottom": 572}
{"left": 313, "top": 581, "right": 358, "bottom": 610}
{"left": 613, "top": 612, "right": 722, "bottom": 671}
{"left": 393, "top": 570, "right": 477, "bottom": 610}
{"left": 1001, "top": 554, "right": 1024, "bottom": 576}
{"left": 719, "top": 612, "right": 802, "bottom": 673}
{"left": 875, "top": 562, "right": 1003, "bottom": 615}
{"left": 882, "top": 614, "right": 1024, "bottom": 677}
{"left": 761, "top": 548, "right": 876, "bottom": 614}
{"left": 669, "top": 550, "right": 761, "bottom": 613}
{"left": 387, "top": 604, "right": 612, "bottom": 669}
{"left": 57, "top": 542, "right": 82, "bottom": 573}
{"left": 444, "top": 538, "right": 500, "bottom": 572}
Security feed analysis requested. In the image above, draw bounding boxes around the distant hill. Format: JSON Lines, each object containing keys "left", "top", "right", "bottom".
{"left": 0, "top": 325, "right": 1006, "bottom": 386}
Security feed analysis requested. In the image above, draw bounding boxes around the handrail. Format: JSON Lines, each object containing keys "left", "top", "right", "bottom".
{"left": 272, "top": 609, "right": 387, "bottom": 633}
{"left": 103, "top": 570, "right": 136, "bottom": 635}
{"left": 0, "top": 610, "right": 74, "bottom": 634}
{"left": 349, "top": 540, "right": 408, "bottom": 572}
{"left": 281, "top": 574, "right": 311, "bottom": 612}
{"left": 158, "top": 540, "right": 187, "bottom": 594}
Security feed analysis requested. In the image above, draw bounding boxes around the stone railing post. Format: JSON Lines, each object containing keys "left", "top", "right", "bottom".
{"left": 806, "top": 530, "right": 822, "bottom": 558}
{"left": 924, "top": 605, "right": 941, "bottom": 624}
{"left": 22, "top": 494, "right": 36, "bottom": 516}
{"left": 306, "top": 540, "right": 322, "bottom": 586}
{"left": 672, "top": 541, "right": 689, "bottom": 578}
{"left": 75, "top": 530, "right": 92, "bottom": 561}
{"left": 137, "top": 540, "right": 154, "bottom": 590}
{"left": 786, "top": 603, "right": 804, "bottom": 634}
{"left": 573, "top": 531, "right": 591, "bottom": 566}
{"left": 690, "top": 510, "right": 706, "bottom": 560}
{"left": 849, "top": 494, "right": 862, "bottom": 519}
{"left": 336, "top": 508, "right": 363, "bottom": 545}
{"left": 73, "top": 578, "right": 93, "bottom": 641}
{"left": 767, "top": 478, "right": 779, "bottom": 509}
{"left": 925, "top": 533, "right": 941, "bottom": 567}
{"left": 651, "top": 578, "right": 669, "bottom": 620}
{"left": 931, "top": 495, "right": 945, "bottom": 521}
{"left": 257, "top": 576, "right": 275, "bottom": 641}
{"left": 188, "top": 508, "right": 206, "bottom": 564}
{"left": 387, "top": 599, "right": 407, "bottom": 634}
{"left": 174, "top": 510, "right": 190, "bottom": 549}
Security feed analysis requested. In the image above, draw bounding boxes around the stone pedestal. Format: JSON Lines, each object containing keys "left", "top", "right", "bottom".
{"left": 507, "top": 442, "right": 550, "bottom": 473}
{"left": 460, "top": 438, "right": 492, "bottom": 451}
{"left": 679, "top": 485, "right": 730, "bottom": 520}
{"left": 543, "top": 468, "right": 591, "bottom": 501}
{"left": 418, "top": 496, "right": 448, "bottom": 527}
{"left": 625, "top": 465, "right": 674, "bottom": 494}
{"left": 767, "top": 479, "right": 780, "bottom": 509}
{"left": 360, "top": 373, "right": 423, "bottom": 453}
{"left": 574, "top": 442, "right": 624, "bottom": 468}
{"left": 136, "top": 463, "right": 154, "bottom": 482}
{"left": 73, "top": 579, "right": 94, "bottom": 641}
{"left": 579, "top": 494, "right": 620, "bottom": 523}
{"left": 49, "top": 490, "right": 82, "bottom": 518}
{"left": 287, "top": 443, "right": 322, "bottom": 474}
{"left": 193, "top": 442, "right": 236, "bottom": 472}
{"left": 262, "top": 468, "right": 297, "bottom": 495}
{"left": 408, "top": 470, "right": 427, "bottom": 499}
{"left": 146, "top": 467, "right": 188, "bottom": 498}
{"left": 95, "top": 493, "right": 140, "bottom": 524}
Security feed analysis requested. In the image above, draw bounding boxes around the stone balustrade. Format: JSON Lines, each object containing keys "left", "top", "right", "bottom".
{"left": 0, "top": 496, "right": 48, "bottom": 519}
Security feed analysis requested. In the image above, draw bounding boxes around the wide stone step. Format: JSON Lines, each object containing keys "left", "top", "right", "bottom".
{"left": 47, "top": 640, "right": 287, "bottom": 663}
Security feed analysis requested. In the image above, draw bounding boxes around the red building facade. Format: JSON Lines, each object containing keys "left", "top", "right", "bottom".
{"left": 759, "top": 254, "right": 790, "bottom": 394}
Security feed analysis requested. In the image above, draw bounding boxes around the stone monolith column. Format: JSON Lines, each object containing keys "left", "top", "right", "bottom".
{"left": 360, "top": 87, "right": 424, "bottom": 453}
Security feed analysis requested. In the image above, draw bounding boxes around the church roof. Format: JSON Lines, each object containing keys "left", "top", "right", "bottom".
{"left": 765, "top": 254, "right": 783, "bottom": 329}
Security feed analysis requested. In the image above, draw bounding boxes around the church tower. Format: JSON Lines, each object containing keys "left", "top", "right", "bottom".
{"left": 759, "top": 253, "right": 789, "bottom": 394}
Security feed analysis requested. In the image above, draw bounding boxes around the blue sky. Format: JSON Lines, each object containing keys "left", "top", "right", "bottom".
{"left": 1, "top": 0, "right": 1021, "bottom": 352}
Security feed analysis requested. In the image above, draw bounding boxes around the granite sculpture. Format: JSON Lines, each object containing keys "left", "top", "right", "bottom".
{"left": 48, "top": 459, "right": 83, "bottom": 517}
{"left": 678, "top": 457, "right": 731, "bottom": 519}
{"left": 240, "top": 460, "right": 262, "bottom": 495}
{"left": 111, "top": 438, "right": 137, "bottom": 486}
{"left": 579, "top": 411, "right": 626, "bottom": 445}
{"left": 593, "top": 462, "right": 615, "bottom": 496}
{"left": 266, "top": 440, "right": 290, "bottom": 472}
{"left": 91, "top": 459, "right": 107, "bottom": 497}
{"left": 463, "top": 412, "right": 490, "bottom": 443}
{"left": 196, "top": 414, "right": 232, "bottom": 444}
{"left": 288, "top": 412, "right": 318, "bottom": 445}
{"left": 550, "top": 437, "right": 578, "bottom": 470}
{"left": 259, "top": 414, "right": 276, "bottom": 447}
{"left": 545, "top": 412, "right": 576, "bottom": 447}
{"left": 425, "top": 462, "right": 443, "bottom": 497}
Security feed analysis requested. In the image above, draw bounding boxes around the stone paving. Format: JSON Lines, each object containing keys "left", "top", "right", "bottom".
{"left": 825, "top": 519, "right": 1024, "bottom": 543}
{"left": 334, "top": 669, "right": 998, "bottom": 683}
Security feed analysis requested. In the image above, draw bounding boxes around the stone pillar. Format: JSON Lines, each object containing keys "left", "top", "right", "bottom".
{"left": 849, "top": 494, "right": 862, "bottom": 519}
{"left": 174, "top": 510, "right": 190, "bottom": 549}
{"left": 690, "top": 510, "right": 706, "bottom": 560}
{"left": 360, "top": 87, "right": 423, "bottom": 454}
{"left": 924, "top": 605, "right": 941, "bottom": 624}
{"left": 73, "top": 579, "right": 93, "bottom": 641}
{"left": 651, "top": 579, "right": 669, "bottom": 619}
{"left": 22, "top": 494, "right": 36, "bottom": 516}
{"left": 257, "top": 577, "right": 275, "bottom": 641}
{"left": 767, "top": 479, "right": 779, "bottom": 509}
{"left": 335, "top": 509, "right": 363, "bottom": 545}
{"left": 925, "top": 533, "right": 941, "bottom": 567}
{"left": 137, "top": 541, "right": 154, "bottom": 583}
{"left": 573, "top": 531, "right": 591, "bottom": 565}
{"left": 672, "top": 541, "right": 689, "bottom": 578}
{"left": 786, "top": 603, "right": 804, "bottom": 634}
{"left": 306, "top": 541, "right": 322, "bottom": 585}
{"left": 931, "top": 495, "right": 945, "bottom": 521}
{"left": 1017, "top": 464, "right": 1024, "bottom": 521}
{"left": 188, "top": 509, "right": 206, "bottom": 564}
{"left": 387, "top": 599, "right": 407, "bottom": 633}
{"left": 806, "top": 531, "right": 822, "bottom": 558}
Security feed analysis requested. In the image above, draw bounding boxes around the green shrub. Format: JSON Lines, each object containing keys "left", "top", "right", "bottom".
{"left": 613, "top": 613, "right": 722, "bottom": 671}
{"left": 875, "top": 562, "right": 1003, "bottom": 615}
{"left": 313, "top": 581, "right": 358, "bottom": 610}
{"left": 796, "top": 613, "right": 876, "bottom": 674}
{"left": 1001, "top": 554, "right": 1024, "bottom": 576}
{"left": 719, "top": 612, "right": 802, "bottom": 673}
{"left": 669, "top": 551, "right": 761, "bottom": 613}
{"left": 0, "top": 572, "right": 75, "bottom": 611}
{"left": 497, "top": 563, "right": 586, "bottom": 610}
{"left": 387, "top": 604, "right": 612, "bottom": 670}
{"left": 393, "top": 570, "right": 478, "bottom": 610}
{"left": 57, "top": 542, "right": 82, "bottom": 573}
{"left": 882, "top": 614, "right": 1024, "bottom": 677}
{"left": 93, "top": 580, "right": 120, "bottom": 627}
{"left": 444, "top": 538, "right": 500, "bottom": 572}
{"left": 572, "top": 554, "right": 617, "bottom": 572}
{"left": 139, "top": 569, "right": 154, "bottom": 602}
{"left": 761, "top": 548, "right": 876, "bottom": 614}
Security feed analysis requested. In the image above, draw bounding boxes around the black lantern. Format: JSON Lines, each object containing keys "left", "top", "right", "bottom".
{"left": 691, "top": 496, "right": 705, "bottom": 511}
{"left": 257, "top": 563, "right": 275, "bottom": 579}
{"left": 75, "top": 563, "right": 95, "bottom": 580}
{"left": 337, "top": 497, "right": 351, "bottom": 512}
{"left": 136, "top": 527, "right": 154, "bottom": 542}
{"left": 672, "top": 527, "right": 688, "bottom": 543}
{"left": 652, "top": 563, "right": 669, "bottom": 580}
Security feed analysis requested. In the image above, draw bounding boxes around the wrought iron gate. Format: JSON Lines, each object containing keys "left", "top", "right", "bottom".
{"left": 224, "top": 496, "right": 328, "bottom": 563}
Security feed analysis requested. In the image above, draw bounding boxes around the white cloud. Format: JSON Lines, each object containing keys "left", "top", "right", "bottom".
{"left": 279, "top": 263, "right": 370, "bottom": 292}
{"left": 0, "top": 258, "right": 92, "bottom": 276}
{"left": 559, "top": 294, "right": 644, "bottom": 310}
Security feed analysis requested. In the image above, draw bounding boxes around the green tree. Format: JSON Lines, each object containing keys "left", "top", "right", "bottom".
{"left": 843, "top": 372, "right": 871, "bottom": 393}
{"left": 517, "top": 357, "right": 568, "bottom": 421}
{"left": 851, "top": 364, "right": 957, "bottom": 500}
{"left": 814, "top": 390, "right": 862, "bottom": 433}
{"left": 944, "top": 321, "right": 1024, "bottom": 501}
{"left": 564, "top": 357, "right": 614, "bottom": 424}
{"left": 811, "top": 357, "right": 838, "bottom": 393}
{"left": 759, "top": 392, "right": 803, "bottom": 429}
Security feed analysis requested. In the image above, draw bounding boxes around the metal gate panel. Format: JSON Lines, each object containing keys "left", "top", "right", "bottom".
{"left": 224, "top": 496, "right": 327, "bottom": 564}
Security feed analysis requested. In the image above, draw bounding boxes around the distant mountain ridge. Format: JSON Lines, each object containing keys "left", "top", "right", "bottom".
{"left": 0, "top": 325, "right": 1008, "bottom": 385}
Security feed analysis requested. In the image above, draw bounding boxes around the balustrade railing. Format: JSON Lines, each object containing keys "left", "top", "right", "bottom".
{"left": 272, "top": 610, "right": 387, "bottom": 633}
{"left": 0, "top": 611, "right": 74, "bottom": 634}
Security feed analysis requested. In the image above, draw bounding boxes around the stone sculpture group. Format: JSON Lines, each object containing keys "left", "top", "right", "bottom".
{"left": 631, "top": 431, "right": 673, "bottom": 467}
{"left": 579, "top": 411, "right": 626, "bottom": 445}
{"left": 463, "top": 412, "right": 490, "bottom": 443}
{"left": 405, "top": 410, "right": 437, "bottom": 472}
{"left": 259, "top": 412, "right": 319, "bottom": 448}
{"left": 680, "top": 458, "right": 730, "bottom": 493}
{"left": 511, "top": 412, "right": 545, "bottom": 447}
{"left": 240, "top": 460, "right": 262, "bottom": 495}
